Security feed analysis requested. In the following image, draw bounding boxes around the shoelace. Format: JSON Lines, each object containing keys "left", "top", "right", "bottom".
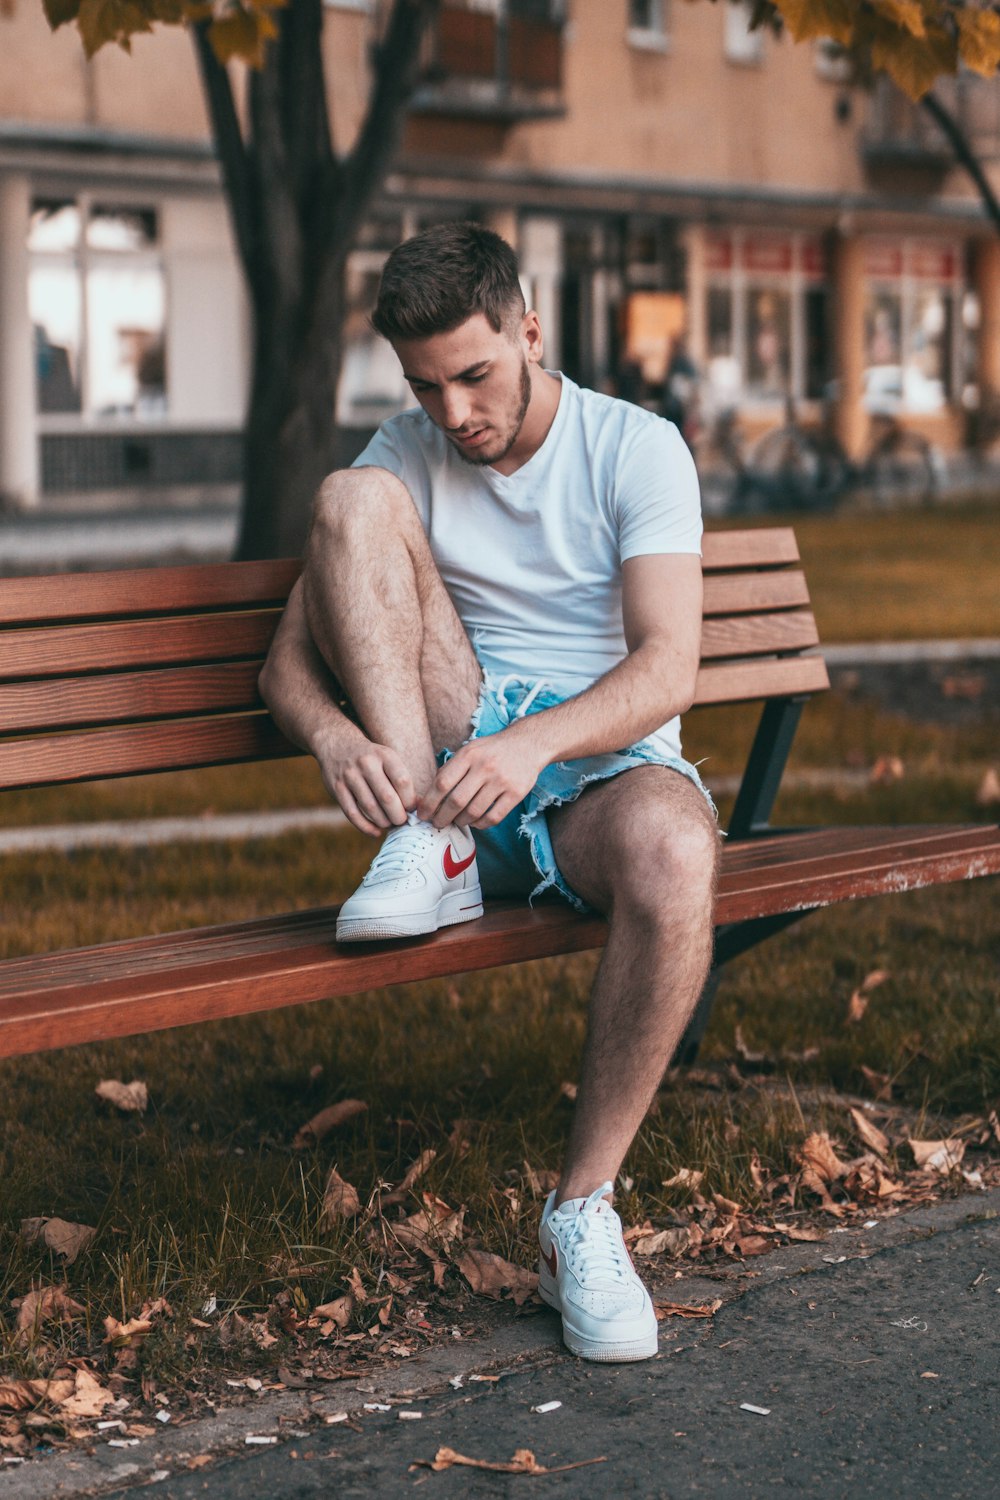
{"left": 557, "top": 1184, "right": 630, "bottom": 1284}
{"left": 363, "top": 813, "right": 436, "bottom": 883}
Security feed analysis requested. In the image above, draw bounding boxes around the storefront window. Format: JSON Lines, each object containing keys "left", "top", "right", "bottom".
{"left": 703, "top": 231, "right": 828, "bottom": 406}
{"left": 745, "top": 287, "right": 790, "bottom": 398}
{"left": 29, "top": 196, "right": 167, "bottom": 421}
{"left": 863, "top": 240, "right": 960, "bottom": 414}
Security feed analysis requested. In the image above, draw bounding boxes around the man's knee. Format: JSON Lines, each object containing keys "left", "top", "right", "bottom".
{"left": 309, "top": 466, "right": 416, "bottom": 549}
{"left": 606, "top": 793, "right": 718, "bottom": 921}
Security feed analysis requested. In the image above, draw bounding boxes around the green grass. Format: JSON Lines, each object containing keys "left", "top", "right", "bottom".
{"left": 707, "top": 500, "right": 1000, "bottom": 642}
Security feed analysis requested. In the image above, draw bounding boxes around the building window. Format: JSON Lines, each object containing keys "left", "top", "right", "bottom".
{"left": 703, "top": 230, "right": 830, "bottom": 408}
{"left": 29, "top": 197, "right": 167, "bottom": 421}
{"left": 628, "top": 0, "right": 669, "bottom": 51}
{"left": 863, "top": 239, "right": 961, "bottom": 413}
{"left": 724, "top": 4, "right": 764, "bottom": 65}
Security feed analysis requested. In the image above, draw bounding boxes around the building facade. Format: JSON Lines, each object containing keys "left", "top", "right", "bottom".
{"left": 1, "top": 0, "right": 999, "bottom": 507}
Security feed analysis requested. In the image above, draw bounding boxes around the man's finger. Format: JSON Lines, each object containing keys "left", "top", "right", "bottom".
{"left": 343, "top": 769, "right": 391, "bottom": 829}
{"left": 430, "top": 769, "right": 484, "bottom": 829}
{"left": 473, "top": 791, "right": 519, "bottom": 830}
{"left": 379, "top": 748, "right": 417, "bottom": 814}
{"left": 365, "top": 763, "right": 410, "bottom": 826}
{"left": 334, "top": 782, "right": 383, "bottom": 838}
{"left": 419, "top": 755, "right": 465, "bottom": 822}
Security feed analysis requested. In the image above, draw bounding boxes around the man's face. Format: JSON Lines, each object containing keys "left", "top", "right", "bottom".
{"left": 392, "top": 313, "right": 534, "bottom": 467}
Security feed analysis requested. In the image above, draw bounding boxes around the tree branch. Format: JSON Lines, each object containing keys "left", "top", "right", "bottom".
{"left": 336, "top": 0, "right": 438, "bottom": 250}
{"left": 279, "top": 0, "right": 336, "bottom": 217}
{"left": 191, "top": 20, "right": 257, "bottom": 281}
{"left": 921, "top": 89, "right": 1000, "bottom": 237}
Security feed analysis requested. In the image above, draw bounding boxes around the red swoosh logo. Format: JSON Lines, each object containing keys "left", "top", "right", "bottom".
{"left": 541, "top": 1242, "right": 558, "bottom": 1278}
{"left": 443, "top": 845, "right": 476, "bottom": 879}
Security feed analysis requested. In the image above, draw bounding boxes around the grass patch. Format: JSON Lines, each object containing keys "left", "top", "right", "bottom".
{"left": 1, "top": 785, "right": 996, "bottom": 1395}
{"left": 706, "top": 501, "right": 1000, "bottom": 642}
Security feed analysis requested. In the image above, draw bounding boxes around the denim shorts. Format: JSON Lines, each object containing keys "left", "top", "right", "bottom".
{"left": 444, "top": 671, "right": 716, "bottom": 914}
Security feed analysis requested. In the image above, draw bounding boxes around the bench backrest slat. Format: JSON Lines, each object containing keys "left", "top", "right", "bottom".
{"left": 0, "top": 715, "right": 298, "bottom": 791}
{"left": 0, "top": 529, "right": 829, "bottom": 791}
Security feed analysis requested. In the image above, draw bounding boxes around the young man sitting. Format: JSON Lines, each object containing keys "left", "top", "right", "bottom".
{"left": 259, "top": 222, "right": 719, "bottom": 1364}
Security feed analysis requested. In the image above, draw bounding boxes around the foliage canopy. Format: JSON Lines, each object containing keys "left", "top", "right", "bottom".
{"left": 41, "top": 0, "right": 1000, "bottom": 101}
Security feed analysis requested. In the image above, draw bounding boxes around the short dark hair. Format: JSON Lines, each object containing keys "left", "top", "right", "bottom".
{"left": 371, "top": 221, "right": 525, "bottom": 342}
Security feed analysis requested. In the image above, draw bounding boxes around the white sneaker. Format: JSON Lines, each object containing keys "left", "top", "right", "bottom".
{"left": 335, "top": 813, "right": 483, "bottom": 943}
{"left": 538, "top": 1181, "right": 658, "bottom": 1362}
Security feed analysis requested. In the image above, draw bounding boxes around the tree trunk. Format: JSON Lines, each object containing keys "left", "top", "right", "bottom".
{"left": 236, "top": 269, "right": 346, "bottom": 559}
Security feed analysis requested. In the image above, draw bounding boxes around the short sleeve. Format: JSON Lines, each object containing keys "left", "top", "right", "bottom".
{"left": 350, "top": 413, "right": 434, "bottom": 527}
{"left": 614, "top": 417, "right": 703, "bottom": 562}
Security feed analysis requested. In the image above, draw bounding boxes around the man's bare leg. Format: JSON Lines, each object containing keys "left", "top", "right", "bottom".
{"left": 303, "top": 467, "right": 482, "bottom": 801}
{"left": 547, "top": 766, "right": 719, "bottom": 1204}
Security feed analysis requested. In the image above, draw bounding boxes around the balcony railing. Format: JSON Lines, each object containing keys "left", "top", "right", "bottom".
{"left": 412, "top": 0, "right": 565, "bottom": 123}
{"left": 862, "top": 72, "right": 1000, "bottom": 174}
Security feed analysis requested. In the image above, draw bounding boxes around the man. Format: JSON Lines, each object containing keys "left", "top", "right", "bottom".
{"left": 259, "top": 222, "right": 719, "bottom": 1364}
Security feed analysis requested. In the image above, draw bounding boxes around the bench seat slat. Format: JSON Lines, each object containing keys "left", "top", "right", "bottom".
{"left": 693, "top": 654, "right": 829, "bottom": 706}
{"left": 0, "top": 559, "right": 300, "bottom": 627}
{"left": 0, "top": 662, "right": 264, "bottom": 734}
{"left": 0, "top": 715, "right": 299, "bottom": 791}
{"left": 1, "top": 612, "right": 279, "bottom": 683}
{"left": 2, "top": 824, "right": 996, "bottom": 1058}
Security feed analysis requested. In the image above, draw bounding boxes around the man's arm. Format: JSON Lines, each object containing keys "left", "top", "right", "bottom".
{"left": 258, "top": 579, "right": 415, "bottom": 836}
{"left": 419, "top": 552, "right": 702, "bottom": 828}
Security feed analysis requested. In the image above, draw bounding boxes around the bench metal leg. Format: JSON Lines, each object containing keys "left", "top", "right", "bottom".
{"left": 728, "top": 696, "right": 808, "bottom": 839}
{"left": 673, "top": 910, "right": 817, "bottom": 1065}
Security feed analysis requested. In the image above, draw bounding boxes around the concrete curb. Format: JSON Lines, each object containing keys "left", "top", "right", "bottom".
{"left": 3, "top": 1187, "right": 997, "bottom": 1498}
{"left": 0, "top": 808, "right": 347, "bottom": 855}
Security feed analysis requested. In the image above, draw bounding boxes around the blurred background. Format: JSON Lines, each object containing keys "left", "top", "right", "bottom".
{"left": 1, "top": 0, "right": 999, "bottom": 563}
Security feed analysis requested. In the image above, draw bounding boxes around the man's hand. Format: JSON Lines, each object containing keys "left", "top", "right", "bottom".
{"left": 316, "top": 731, "right": 417, "bottom": 837}
{"left": 418, "top": 727, "right": 543, "bottom": 830}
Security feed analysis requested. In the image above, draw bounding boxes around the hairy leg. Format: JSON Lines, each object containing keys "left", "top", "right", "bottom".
{"left": 547, "top": 766, "right": 720, "bottom": 1204}
{"left": 303, "top": 467, "right": 482, "bottom": 796}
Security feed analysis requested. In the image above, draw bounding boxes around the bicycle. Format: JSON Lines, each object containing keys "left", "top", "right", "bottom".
{"left": 743, "top": 395, "right": 939, "bottom": 513}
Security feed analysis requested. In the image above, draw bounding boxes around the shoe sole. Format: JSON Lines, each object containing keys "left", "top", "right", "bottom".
{"left": 336, "top": 886, "right": 484, "bottom": 944}
{"left": 538, "top": 1263, "right": 658, "bottom": 1363}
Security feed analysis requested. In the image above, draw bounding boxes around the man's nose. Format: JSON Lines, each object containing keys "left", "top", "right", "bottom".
{"left": 441, "top": 387, "right": 471, "bottom": 430}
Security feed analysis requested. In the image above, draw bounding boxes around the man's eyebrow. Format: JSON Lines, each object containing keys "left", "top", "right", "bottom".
{"left": 405, "top": 360, "right": 491, "bottom": 385}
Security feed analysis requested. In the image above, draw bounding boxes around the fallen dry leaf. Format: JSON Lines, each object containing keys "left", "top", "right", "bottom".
{"left": 975, "top": 768, "right": 1000, "bottom": 807}
{"left": 734, "top": 1025, "right": 772, "bottom": 1069}
{"left": 941, "top": 672, "right": 985, "bottom": 701}
{"left": 632, "top": 1227, "right": 690, "bottom": 1258}
{"left": 773, "top": 1222, "right": 826, "bottom": 1242}
{"left": 455, "top": 1250, "right": 538, "bottom": 1307}
{"left": 523, "top": 1163, "right": 560, "bottom": 1197}
{"left": 0, "top": 1375, "right": 74, "bottom": 1412}
{"left": 293, "top": 1099, "right": 367, "bottom": 1149}
{"left": 846, "top": 969, "right": 890, "bottom": 1024}
{"left": 559, "top": 1081, "right": 578, "bottom": 1103}
{"left": 799, "top": 1132, "right": 849, "bottom": 1183}
{"left": 103, "top": 1316, "right": 154, "bottom": 1347}
{"left": 414, "top": 1446, "right": 607, "bottom": 1476}
{"left": 14, "top": 1284, "right": 85, "bottom": 1335}
{"left": 322, "top": 1167, "right": 362, "bottom": 1222}
{"left": 869, "top": 755, "right": 904, "bottom": 786}
{"left": 391, "top": 1194, "right": 465, "bottom": 1256}
{"left": 20, "top": 1217, "right": 96, "bottom": 1265}
{"left": 60, "top": 1368, "right": 115, "bottom": 1419}
{"left": 849, "top": 1107, "right": 890, "bottom": 1158}
{"left": 662, "top": 1168, "right": 704, "bottom": 1191}
{"left": 313, "top": 1296, "right": 353, "bottom": 1329}
{"left": 95, "top": 1079, "right": 148, "bottom": 1113}
{"left": 909, "top": 1138, "right": 966, "bottom": 1174}
{"left": 734, "top": 1235, "right": 772, "bottom": 1258}
{"left": 861, "top": 1064, "right": 894, "bottom": 1101}
{"left": 653, "top": 1298, "right": 722, "bottom": 1320}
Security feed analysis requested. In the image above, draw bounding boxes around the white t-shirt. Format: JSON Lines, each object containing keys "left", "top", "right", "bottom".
{"left": 352, "top": 374, "right": 703, "bottom": 758}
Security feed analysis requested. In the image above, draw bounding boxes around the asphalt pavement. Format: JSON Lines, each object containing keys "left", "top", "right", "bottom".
{"left": 5, "top": 1189, "right": 997, "bottom": 1500}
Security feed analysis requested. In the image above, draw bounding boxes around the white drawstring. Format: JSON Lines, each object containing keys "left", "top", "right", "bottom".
{"left": 495, "top": 674, "right": 552, "bottom": 720}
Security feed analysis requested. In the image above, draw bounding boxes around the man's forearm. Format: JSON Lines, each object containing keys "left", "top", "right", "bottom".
{"left": 505, "top": 639, "right": 697, "bottom": 767}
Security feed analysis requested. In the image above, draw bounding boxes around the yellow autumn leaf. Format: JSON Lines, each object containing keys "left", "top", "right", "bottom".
{"left": 956, "top": 8, "right": 1000, "bottom": 78}
{"left": 42, "top": 0, "right": 82, "bottom": 29}
{"left": 209, "top": 1, "right": 281, "bottom": 68}
{"left": 870, "top": 0, "right": 927, "bottom": 40}
{"left": 871, "top": 25, "right": 957, "bottom": 100}
{"left": 772, "top": 0, "right": 855, "bottom": 47}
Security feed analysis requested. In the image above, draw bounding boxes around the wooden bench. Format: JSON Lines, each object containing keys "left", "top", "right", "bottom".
{"left": 1, "top": 528, "right": 997, "bottom": 1063}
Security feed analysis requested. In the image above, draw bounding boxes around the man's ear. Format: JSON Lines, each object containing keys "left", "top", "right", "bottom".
{"left": 522, "top": 310, "right": 544, "bottom": 365}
